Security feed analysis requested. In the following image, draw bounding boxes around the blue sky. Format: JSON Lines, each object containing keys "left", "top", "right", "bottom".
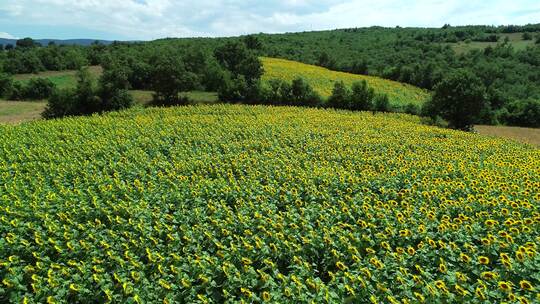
{"left": 1, "top": 0, "right": 539, "bottom": 40}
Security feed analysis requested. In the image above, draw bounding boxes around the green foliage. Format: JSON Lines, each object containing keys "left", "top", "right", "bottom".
{"left": 258, "top": 77, "right": 322, "bottom": 107}
{"left": 260, "top": 78, "right": 292, "bottom": 105}
{"left": 502, "top": 99, "right": 540, "bottom": 128}
{"left": 327, "top": 81, "right": 349, "bottom": 109}
{"left": 19, "top": 78, "right": 55, "bottom": 100}
{"left": 243, "top": 35, "right": 263, "bottom": 51}
{"left": 1, "top": 24, "right": 539, "bottom": 126}
{"left": 0, "top": 72, "right": 13, "bottom": 98}
{"left": 218, "top": 74, "right": 261, "bottom": 103}
{"left": 214, "top": 41, "right": 263, "bottom": 84}
{"left": 42, "top": 88, "right": 79, "bottom": 118}
{"left": 150, "top": 55, "right": 197, "bottom": 106}
{"left": 99, "top": 64, "right": 134, "bottom": 111}
{"left": 349, "top": 81, "right": 376, "bottom": 111}
{"left": 424, "top": 69, "right": 487, "bottom": 130}
{"left": 15, "top": 37, "right": 39, "bottom": 48}
{"left": 327, "top": 80, "right": 378, "bottom": 111}
{"left": 522, "top": 32, "right": 533, "bottom": 40}
{"left": 373, "top": 93, "right": 391, "bottom": 112}
{"left": 290, "top": 78, "right": 322, "bottom": 107}
{"left": 44, "top": 66, "right": 133, "bottom": 118}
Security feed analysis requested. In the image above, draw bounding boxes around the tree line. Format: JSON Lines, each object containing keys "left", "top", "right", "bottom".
{"left": 1, "top": 26, "right": 540, "bottom": 128}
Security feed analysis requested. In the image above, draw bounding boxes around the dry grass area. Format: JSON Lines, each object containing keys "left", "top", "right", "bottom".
{"left": 475, "top": 125, "right": 540, "bottom": 146}
{"left": 0, "top": 100, "right": 47, "bottom": 125}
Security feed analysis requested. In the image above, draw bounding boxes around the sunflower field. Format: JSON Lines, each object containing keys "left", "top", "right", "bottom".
{"left": 261, "top": 57, "right": 430, "bottom": 108}
{"left": 0, "top": 105, "right": 539, "bottom": 303}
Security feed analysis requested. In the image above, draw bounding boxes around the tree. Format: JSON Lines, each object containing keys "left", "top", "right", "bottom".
{"left": 42, "top": 89, "right": 78, "bottom": 119}
{"left": 98, "top": 63, "right": 133, "bottom": 111}
{"left": 5, "top": 44, "right": 14, "bottom": 51}
{"left": 373, "top": 94, "right": 391, "bottom": 112}
{"left": 243, "top": 35, "right": 263, "bottom": 51}
{"left": 151, "top": 55, "right": 197, "bottom": 106}
{"left": 503, "top": 99, "right": 540, "bottom": 128}
{"left": 349, "top": 80, "right": 375, "bottom": 111}
{"left": 202, "top": 60, "right": 226, "bottom": 92}
{"left": 214, "top": 41, "right": 263, "bottom": 83}
{"left": 260, "top": 79, "right": 292, "bottom": 105}
{"left": 290, "top": 78, "right": 322, "bottom": 107}
{"left": 0, "top": 72, "right": 13, "bottom": 98}
{"left": 424, "top": 69, "right": 487, "bottom": 130}
{"left": 327, "top": 81, "right": 350, "bottom": 109}
{"left": 22, "top": 78, "right": 55, "bottom": 100}
{"left": 43, "top": 67, "right": 99, "bottom": 118}
{"left": 16, "top": 38, "right": 38, "bottom": 48}
{"left": 350, "top": 59, "right": 369, "bottom": 75}
{"left": 74, "top": 67, "right": 101, "bottom": 115}
{"left": 522, "top": 32, "right": 533, "bottom": 40}
{"left": 317, "top": 52, "right": 336, "bottom": 69}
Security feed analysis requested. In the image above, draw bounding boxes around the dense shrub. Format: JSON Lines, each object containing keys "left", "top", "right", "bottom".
{"left": 289, "top": 78, "right": 322, "bottom": 107}
{"left": 373, "top": 94, "right": 392, "bottom": 112}
{"left": 42, "top": 88, "right": 79, "bottom": 118}
{"left": 20, "top": 78, "right": 55, "bottom": 100}
{"left": 260, "top": 79, "right": 292, "bottom": 105}
{"left": 327, "top": 81, "right": 350, "bottom": 109}
{"left": 327, "top": 80, "right": 379, "bottom": 111}
{"left": 503, "top": 99, "right": 540, "bottom": 128}
{"left": 0, "top": 73, "right": 13, "bottom": 98}
{"left": 349, "top": 80, "right": 376, "bottom": 111}
{"left": 44, "top": 67, "right": 134, "bottom": 118}
{"left": 218, "top": 74, "right": 261, "bottom": 104}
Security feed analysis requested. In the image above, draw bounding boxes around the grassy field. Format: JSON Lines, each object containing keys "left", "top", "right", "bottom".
{"left": 0, "top": 100, "right": 47, "bottom": 124}
{"left": 0, "top": 104, "right": 538, "bottom": 303}
{"left": 449, "top": 33, "right": 536, "bottom": 55}
{"left": 1, "top": 68, "right": 218, "bottom": 124}
{"left": 14, "top": 66, "right": 103, "bottom": 89}
{"left": 261, "top": 57, "right": 431, "bottom": 108}
{"left": 476, "top": 125, "right": 540, "bottom": 146}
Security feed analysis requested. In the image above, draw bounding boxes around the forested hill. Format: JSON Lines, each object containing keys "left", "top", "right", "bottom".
{"left": 0, "top": 38, "right": 113, "bottom": 47}
{"left": 1, "top": 24, "right": 540, "bottom": 126}
{"left": 148, "top": 24, "right": 540, "bottom": 126}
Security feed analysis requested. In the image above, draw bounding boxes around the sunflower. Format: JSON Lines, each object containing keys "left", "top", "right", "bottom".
{"left": 262, "top": 291, "right": 271, "bottom": 301}
{"left": 439, "top": 263, "right": 447, "bottom": 273}
{"left": 475, "top": 287, "right": 486, "bottom": 300}
{"left": 481, "top": 272, "right": 497, "bottom": 280}
{"left": 498, "top": 281, "right": 512, "bottom": 292}
{"left": 478, "top": 256, "right": 490, "bottom": 265}
{"left": 520, "top": 280, "right": 534, "bottom": 291}
{"left": 336, "top": 261, "right": 347, "bottom": 271}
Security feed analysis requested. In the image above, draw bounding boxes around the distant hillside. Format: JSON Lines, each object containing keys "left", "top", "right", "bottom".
{"left": 0, "top": 38, "right": 113, "bottom": 46}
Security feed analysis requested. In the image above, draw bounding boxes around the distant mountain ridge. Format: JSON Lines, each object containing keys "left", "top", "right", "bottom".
{"left": 0, "top": 38, "right": 114, "bottom": 46}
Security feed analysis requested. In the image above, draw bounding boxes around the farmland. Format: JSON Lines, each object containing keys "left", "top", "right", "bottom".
{"left": 262, "top": 57, "right": 430, "bottom": 108}
{"left": 1, "top": 105, "right": 538, "bottom": 303}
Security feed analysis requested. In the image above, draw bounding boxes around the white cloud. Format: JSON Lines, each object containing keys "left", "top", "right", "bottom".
{"left": 0, "top": 32, "right": 18, "bottom": 39}
{"left": 0, "top": 0, "right": 539, "bottom": 40}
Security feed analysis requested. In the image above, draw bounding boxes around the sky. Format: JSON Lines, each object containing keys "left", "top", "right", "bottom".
{"left": 0, "top": 0, "right": 539, "bottom": 41}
